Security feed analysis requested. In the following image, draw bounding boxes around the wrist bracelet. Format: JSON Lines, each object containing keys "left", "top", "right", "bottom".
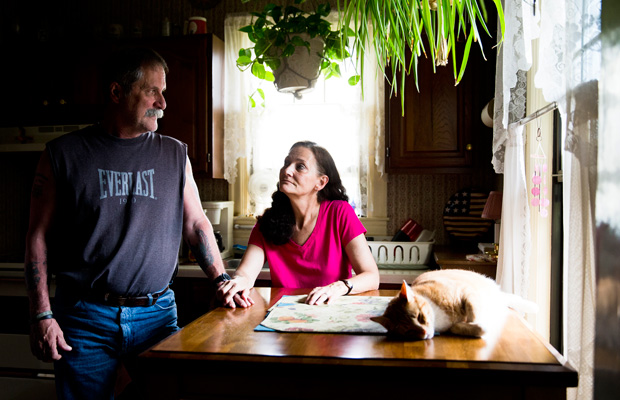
{"left": 341, "top": 279, "right": 353, "bottom": 296}
{"left": 212, "top": 272, "right": 232, "bottom": 286}
{"left": 31, "top": 310, "right": 53, "bottom": 324}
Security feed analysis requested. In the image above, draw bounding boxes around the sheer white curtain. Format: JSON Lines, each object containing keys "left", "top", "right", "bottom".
{"left": 224, "top": 14, "right": 253, "bottom": 185}
{"left": 496, "top": 125, "right": 531, "bottom": 301}
{"left": 492, "top": 0, "right": 539, "bottom": 319}
{"left": 535, "top": 2, "right": 600, "bottom": 400}
{"left": 492, "top": 0, "right": 539, "bottom": 304}
{"left": 495, "top": 1, "right": 601, "bottom": 399}
{"left": 223, "top": 13, "right": 383, "bottom": 216}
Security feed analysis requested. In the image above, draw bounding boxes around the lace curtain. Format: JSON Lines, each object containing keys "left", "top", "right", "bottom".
{"left": 223, "top": 13, "right": 384, "bottom": 216}
{"left": 536, "top": 2, "right": 600, "bottom": 400}
{"left": 495, "top": 1, "right": 601, "bottom": 399}
{"left": 223, "top": 14, "right": 253, "bottom": 185}
{"left": 492, "top": 0, "right": 539, "bottom": 173}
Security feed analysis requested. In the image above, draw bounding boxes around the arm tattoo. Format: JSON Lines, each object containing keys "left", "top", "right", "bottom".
{"left": 32, "top": 173, "right": 48, "bottom": 199}
{"left": 189, "top": 229, "right": 215, "bottom": 272}
{"left": 25, "top": 261, "right": 43, "bottom": 291}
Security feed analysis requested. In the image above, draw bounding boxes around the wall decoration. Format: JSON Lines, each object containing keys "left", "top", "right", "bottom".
{"left": 530, "top": 123, "right": 549, "bottom": 218}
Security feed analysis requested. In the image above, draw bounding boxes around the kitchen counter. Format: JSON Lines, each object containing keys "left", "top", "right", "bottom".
{"left": 2, "top": 261, "right": 430, "bottom": 288}
{"left": 177, "top": 263, "right": 428, "bottom": 287}
{"left": 177, "top": 263, "right": 271, "bottom": 281}
{"left": 0, "top": 263, "right": 32, "bottom": 297}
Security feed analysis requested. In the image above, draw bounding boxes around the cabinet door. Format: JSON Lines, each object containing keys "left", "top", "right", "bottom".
{"left": 149, "top": 39, "right": 201, "bottom": 163}
{"left": 0, "top": 41, "right": 107, "bottom": 127}
{"left": 150, "top": 35, "right": 224, "bottom": 178}
{"left": 0, "top": 36, "right": 224, "bottom": 178}
{"left": 385, "top": 45, "right": 478, "bottom": 174}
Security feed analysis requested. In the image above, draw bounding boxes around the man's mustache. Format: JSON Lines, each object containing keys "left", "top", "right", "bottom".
{"left": 145, "top": 109, "right": 164, "bottom": 118}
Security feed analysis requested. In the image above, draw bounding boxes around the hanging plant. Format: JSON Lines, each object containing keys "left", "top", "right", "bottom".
{"left": 237, "top": 0, "right": 359, "bottom": 105}
{"left": 337, "top": 0, "right": 505, "bottom": 113}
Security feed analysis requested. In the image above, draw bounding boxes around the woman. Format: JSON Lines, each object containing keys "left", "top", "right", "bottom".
{"left": 218, "top": 141, "right": 380, "bottom": 307}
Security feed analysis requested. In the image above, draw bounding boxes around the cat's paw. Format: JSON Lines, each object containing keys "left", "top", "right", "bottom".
{"left": 451, "top": 322, "right": 485, "bottom": 337}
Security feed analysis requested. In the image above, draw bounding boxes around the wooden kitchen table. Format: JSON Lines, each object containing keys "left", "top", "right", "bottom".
{"left": 137, "top": 288, "right": 577, "bottom": 400}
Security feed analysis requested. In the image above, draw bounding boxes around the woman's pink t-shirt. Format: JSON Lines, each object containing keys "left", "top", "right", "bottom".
{"left": 248, "top": 200, "right": 366, "bottom": 288}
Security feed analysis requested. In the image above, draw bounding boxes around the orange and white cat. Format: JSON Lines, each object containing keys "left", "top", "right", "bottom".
{"left": 371, "top": 269, "right": 538, "bottom": 340}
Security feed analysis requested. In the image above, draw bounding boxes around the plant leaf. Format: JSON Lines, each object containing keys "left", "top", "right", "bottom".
{"left": 237, "top": 55, "right": 253, "bottom": 67}
{"left": 330, "top": 62, "right": 341, "bottom": 78}
{"left": 456, "top": 25, "right": 475, "bottom": 84}
{"left": 265, "top": 58, "right": 281, "bottom": 72}
{"left": 282, "top": 43, "right": 296, "bottom": 57}
{"left": 251, "top": 62, "right": 266, "bottom": 80}
{"left": 348, "top": 75, "right": 361, "bottom": 85}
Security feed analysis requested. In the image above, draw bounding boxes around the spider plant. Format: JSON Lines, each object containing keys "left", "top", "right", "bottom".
{"left": 336, "top": 0, "right": 505, "bottom": 113}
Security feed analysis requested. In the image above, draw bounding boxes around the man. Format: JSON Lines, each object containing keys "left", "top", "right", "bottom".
{"left": 24, "top": 47, "right": 230, "bottom": 399}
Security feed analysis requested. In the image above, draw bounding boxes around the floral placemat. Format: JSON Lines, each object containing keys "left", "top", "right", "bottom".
{"left": 257, "top": 295, "right": 391, "bottom": 334}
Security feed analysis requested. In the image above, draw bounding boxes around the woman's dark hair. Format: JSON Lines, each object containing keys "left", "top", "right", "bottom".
{"left": 258, "top": 141, "right": 349, "bottom": 245}
{"left": 102, "top": 47, "right": 168, "bottom": 98}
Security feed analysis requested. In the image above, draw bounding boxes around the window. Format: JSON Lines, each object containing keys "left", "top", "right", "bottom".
{"left": 224, "top": 13, "right": 386, "bottom": 225}
{"left": 247, "top": 72, "right": 369, "bottom": 215}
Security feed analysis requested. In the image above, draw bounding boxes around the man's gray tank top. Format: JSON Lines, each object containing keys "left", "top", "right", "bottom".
{"left": 46, "top": 124, "right": 187, "bottom": 297}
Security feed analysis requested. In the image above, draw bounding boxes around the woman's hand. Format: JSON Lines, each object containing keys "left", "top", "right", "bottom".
{"left": 305, "top": 281, "right": 349, "bottom": 305}
{"left": 216, "top": 277, "right": 255, "bottom": 308}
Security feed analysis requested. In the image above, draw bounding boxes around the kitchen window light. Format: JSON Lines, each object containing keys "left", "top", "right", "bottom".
{"left": 223, "top": 12, "right": 387, "bottom": 233}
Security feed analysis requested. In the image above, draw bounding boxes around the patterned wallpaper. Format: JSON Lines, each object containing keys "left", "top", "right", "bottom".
{"left": 0, "top": 0, "right": 501, "bottom": 262}
{"left": 386, "top": 172, "right": 501, "bottom": 247}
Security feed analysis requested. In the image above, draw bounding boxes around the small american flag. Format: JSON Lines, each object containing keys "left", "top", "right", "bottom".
{"left": 443, "top": 189, "right": 493, "bottom": 240}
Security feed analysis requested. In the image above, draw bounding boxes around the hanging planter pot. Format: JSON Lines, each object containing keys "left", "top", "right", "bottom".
{"left": 236, "top": 1, "right": 357, "bottom": 108}
{"left": 272, "top": 34, "right": 324, "bottom": 98}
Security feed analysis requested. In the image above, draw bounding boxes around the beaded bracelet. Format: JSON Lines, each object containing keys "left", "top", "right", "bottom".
{"left": 30, "top": 310, "right": 53, "bottom": 324}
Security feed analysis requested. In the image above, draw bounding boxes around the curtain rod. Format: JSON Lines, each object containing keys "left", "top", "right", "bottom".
{"left": 509, "top": 101, "right": 558, "bottom": 128}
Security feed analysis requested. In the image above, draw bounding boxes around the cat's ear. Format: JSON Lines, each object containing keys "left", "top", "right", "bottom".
{"left": 399, "top": 280, "right": 413, "bottom": 300}
{"left": 399, "top": 281, "right": 408, "bottom": 298}
{"left": 370, "top": 316, "right": 390, "bottom": 329}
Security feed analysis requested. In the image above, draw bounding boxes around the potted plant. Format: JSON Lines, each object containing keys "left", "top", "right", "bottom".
{"left": 238, "top": 0, "right": 505, "bottom": 111}
{"left": 338, "top": 0, "right": 505, "bottom": 112}
{"left": 237, "top": 0, "right": 358, "bottom": 103}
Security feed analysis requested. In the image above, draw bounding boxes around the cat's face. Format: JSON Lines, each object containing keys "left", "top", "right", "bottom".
{"left": 371, "top": 281, "right": 435, "bottom": 340}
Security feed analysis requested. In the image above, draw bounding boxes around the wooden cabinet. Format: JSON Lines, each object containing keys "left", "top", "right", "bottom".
{"left": 147, "top": 35, "right": 224, "bottom": 177}
{"left": 0, "top": 40, "right": 107, "bottom": 127}
{"left": 385, "top": 42, "right": 494, "bottom": 174}
{"left": 0, "top": 35, "right": 224, "bottom": 177}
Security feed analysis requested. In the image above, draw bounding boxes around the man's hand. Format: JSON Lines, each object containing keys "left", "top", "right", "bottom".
{"left": 30, "top": 318, "right": 72, "bottom": 362}
{"left": 217, "top": 278, "right": 255, "bottom": 308}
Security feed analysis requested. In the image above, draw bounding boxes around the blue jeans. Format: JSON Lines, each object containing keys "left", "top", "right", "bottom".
{"left": 52, "top": 287, "right": 180, "bottom": 400}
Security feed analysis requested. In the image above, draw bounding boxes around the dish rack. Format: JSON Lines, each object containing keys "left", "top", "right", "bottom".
{"left": 368, "top": 240, "right": 434, "bottom": 269}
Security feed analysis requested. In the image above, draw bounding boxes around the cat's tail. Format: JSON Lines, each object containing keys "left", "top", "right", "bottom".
{"left": 502, "top": 292, "right": 539, "bottom": 314}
